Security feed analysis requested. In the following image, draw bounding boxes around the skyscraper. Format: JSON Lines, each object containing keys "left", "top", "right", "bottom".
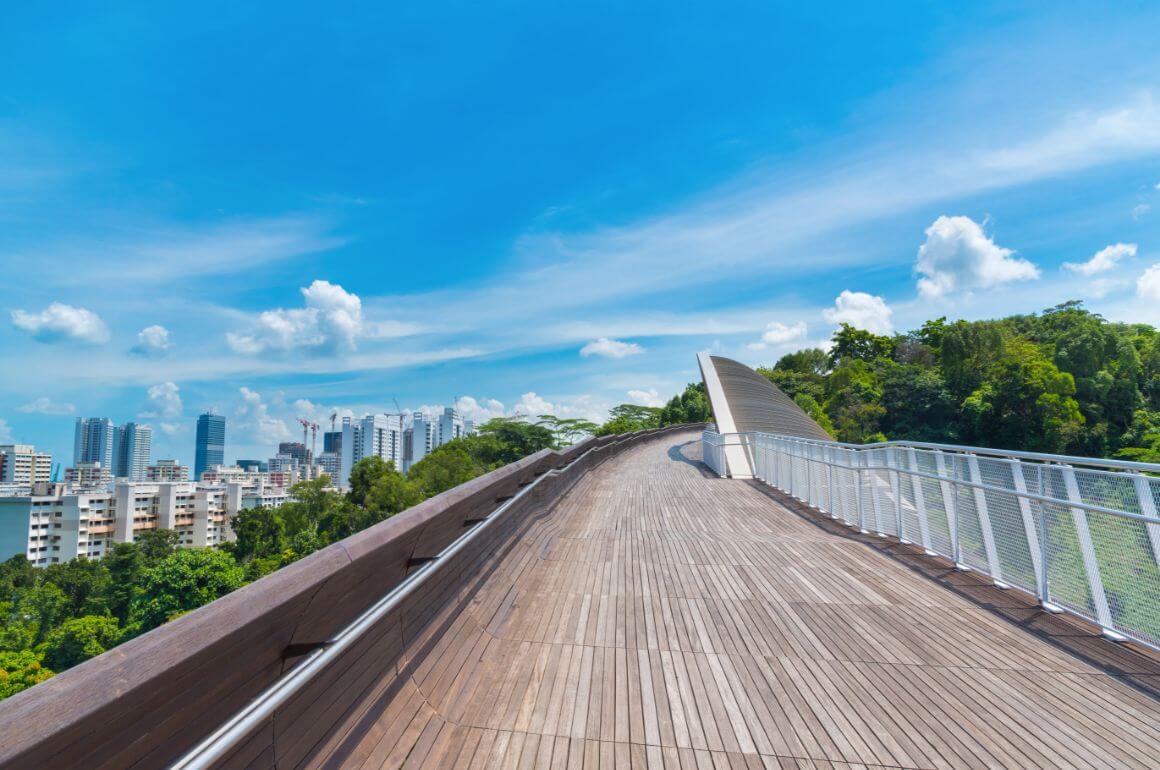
{"left": 74, "top": 417, "right": 115, "bottom": 469}
{"left": 113, "top": 422, "right": 152, "bottom": 480}
{"left": 194, "top": 412, "right": 226, "bottom": 481}
{"left": 277, "top": 441, "right": 312, "bottom": 466}
{"left": 438, "top": 407, "right": 467, "bottom": 445}
{"left": 338, "top": 414, "right": 404, "bottom": 487}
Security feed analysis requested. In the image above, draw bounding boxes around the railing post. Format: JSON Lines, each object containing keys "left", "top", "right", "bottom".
{"left": 1060, "top": 464, "right": 1122, "bottom": 639}
{"left": 1130, "top": 472, "right": 1160, "bottom": 572}
{"left": 869, "top": 450, "right": 885, "bottom": 535}
{"left": 934, "top": 451, "right": 960, "bottom": 566}
{"left": 966, "top": 454, "right": 1005, "bottom": 586}
{"left": 907, "top": 448, "right": 934, "bottom": 554}
{"left": 1010, "top": 460, "right": 1046, "bottom": 602}
{"left": 856, "top": 451, "right": 868, "bottom": 533}
{"left": 826, "top": 445, "right": 836, "bottom": 517}
{"left": 806, "top": 442, "right": 813, "bottom": 507}
{"left": 892, "top": 448, "right": 904, "bottom": 541}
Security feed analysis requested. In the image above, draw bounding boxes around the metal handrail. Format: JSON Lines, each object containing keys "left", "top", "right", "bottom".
{"left": 704, "top": 429, "right": 1160, "bottom": 651}
{"left": 774, "top": 433, "right": 1160, "bottom": 474}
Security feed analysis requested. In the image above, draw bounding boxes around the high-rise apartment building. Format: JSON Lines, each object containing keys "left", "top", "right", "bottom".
{"left": 323, "top": 431, "right": 342, "bottom": 454}
{"left": 194, "top": 413, "right": 226, "bottom": 481}
{"left": 236, "top": 459, "right": 268, "bottom": 473}
{"left": 74, "top": 417, "right": 115, "bottom": 469}
{"left": 404, "top": 412, "right": 439, "bottom": 471}
{"left": 277, "top": 441, "right": 312, "bottom": 466}
{"left": 438, "top": 407, "right": 467, "bottom": 445}
{"left": 1, "top": 480, "right": 240, "bottom": 565}
{"left": 0, "top": 445, "right": 53, "bottom": 487}
{"left": 338, "top": 414, "right": 404, "bottom": 488}
{"left": 317, "top": 451, "right": 341, "bottom": 479}
{"left": 64, "top": 461, "right": 113, "bottom": 490}
{"left": 113, "top": 422, "right": 152, "bottom": 480}
{"left": 146, "top": 459, "right": 189, "bottom": 482}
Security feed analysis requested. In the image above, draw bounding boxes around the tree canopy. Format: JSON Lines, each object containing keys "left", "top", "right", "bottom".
{"left": 751, "top": 302, "right": 1157, "bottom": 457}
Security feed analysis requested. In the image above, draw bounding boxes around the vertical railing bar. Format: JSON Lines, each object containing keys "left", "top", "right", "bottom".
{"left": 967, "top": 454, "right": 1005, "bottom": 587}
{"left": 1010, "top": 459, "right": 1045, "bottom": 602}
{"left": 1060, "top": 464, "right": 1122, "bottom": 639}
{"left": 1129, "top": 472, "right": 1160, "bottom": 572}
{"left": 908, "top": 448, "right": 934, "bottom": 554}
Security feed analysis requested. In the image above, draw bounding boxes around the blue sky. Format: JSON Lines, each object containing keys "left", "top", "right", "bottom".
{"left": 3, "top": 1, "right": 1160, "bottom": 466}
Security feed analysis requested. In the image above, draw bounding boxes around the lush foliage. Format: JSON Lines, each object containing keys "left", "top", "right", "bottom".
{"left": 595, "top": 383, "right": 711, "bottom": 435}
{"left": 755, "top": 302, "right": 1160, "bottom": 458}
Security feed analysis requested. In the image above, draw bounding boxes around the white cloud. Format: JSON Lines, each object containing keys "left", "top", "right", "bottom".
{"left": 17, "top": 397, "right": 75, "bottom": 415}
{"left": 159, "top": 423, "right": 183, "bottom": 436}
{"left": 822, "top": 290, "right": 894, "bottom": 335}
{"left": 1132, "top": 203, "right": 1151, "bottom": 220}
{"left": 747, "top": 320, "right": 807, "bottom": 351}
{"left": 290, "top": 398, "right": 355, "bottom": 428}
{"left": 0, "top": 419, "right": 11, "bottom": 443}
{"left": 28, "top": 215, "right": 344, "bottom": 288}
{"left": 514, "top": 392, "right": 555, "bottom": 416}
{"left": 980, "top": 95, "right": 1160, "bottom": 176}
{"left": 139, "top": 381, "right": 183, "bottom": 420}
{"left": 228, "top": 280, "right": 405, "bottom": 356}
{"left": 627, "top": 388, "right": 666, "bottom": 408}
{"left": 455, "top": 396, "right": 507, "bottom": 424}
{"left": 580, "top": 337, "right": 645, "bottom": 359}
{"left": 1063, "top": 243, "right": 1137, "bottom": 276}
{"left": 914, "top": 215, "right": 1039, "bottom": 299}
{"left": 11, "top": 302, "right": 110, "bottom": 344}
{"left": 235, "top": 387, "right": 293, "bottom": 444}
{"left": 131, "top": 324, "right": 173, "bottom": 357}
{"left": 1137, "top": 264, "right": 1160, "bottom": 300}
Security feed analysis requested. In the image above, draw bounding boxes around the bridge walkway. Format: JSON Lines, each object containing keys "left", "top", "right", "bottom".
{"left": 309, "top": 431, "right": 1160, "bottom": 769}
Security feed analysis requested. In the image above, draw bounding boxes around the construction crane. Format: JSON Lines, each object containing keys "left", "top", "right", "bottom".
{"left": 297, "top": 417, "right": 320, "bottom": 462}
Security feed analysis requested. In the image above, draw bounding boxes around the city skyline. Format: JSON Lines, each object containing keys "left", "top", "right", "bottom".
{"left": 3, "top": 3, "right": 1160, "bottom": 467}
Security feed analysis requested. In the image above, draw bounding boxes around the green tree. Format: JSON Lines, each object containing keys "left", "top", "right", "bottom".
{"left": 793, "top": 394, "right": 835, "bottom": 437}
{"left": 131, "top": 549, "right": 244, "bottom": 633}
{"left": 476, "top": 418, "right": 556, "bottom": 461}
{"left": 961, "top": 339, "right": 1084, "bottom": 452}
{"left": 596, "top": 404, "right": 662, "bottom": 435}
{"left": 103, "top": 543, "right": 143, "bottom": 623}
{"left": 39, "top": 615, "right": 122, "bottom": 671}
{"left": 346, "top": 456, "right": 395, "bottom": 509}
{"left": 134, "top": 529, "right": 182, "bottom": 565}
{"left": 824, "top": 361, "right": 886, "bottom": 443}
{"left": 659, "top": 383, "right": 710, "bottom": 426}
{"left": 228, "top": 506, "right": 287, "bottom": 562}
{"left": 0, "top": 650, "right": 53, "bottom": 698}
{"left": 0, "top": 555, "right": 36, "bottom": 601}
{"left": 18, "top": 583, "right": 69, "bottom": 645}
{"left": 279, "top": 475, "right": 347, "bottom": 537}
{"left": 828, "top": 324, "right": 893, "bottom": 367}
{"left": 408, "top": 446, "right": 480, "bottom": 498}
{"left": 878, "top": 364, "right": 958, "bottom": 442}
{"left": 365, "top": 466, "right": 421, "bottom": 520}
{"left": 41, "top": 559, "right": 110, "bottom": 618}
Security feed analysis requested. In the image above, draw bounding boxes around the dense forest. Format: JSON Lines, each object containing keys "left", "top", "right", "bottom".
{"left": 0, "top": 411, "right": 706, "bottom": 699}
{"left": 758, "top": 301, "right": 1160, "bottom": 460}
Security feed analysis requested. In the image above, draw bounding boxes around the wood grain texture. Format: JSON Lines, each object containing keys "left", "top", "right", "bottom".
{"left": 0, "top": 426, "right": 683, "bottom": 769}
{"left": 308, "top": 431, "right": 1160, "bottom": 770}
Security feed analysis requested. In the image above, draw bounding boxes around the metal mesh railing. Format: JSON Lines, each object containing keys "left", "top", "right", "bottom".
{"left": 704, "top": 430, "right": 1160, "bottom": 650}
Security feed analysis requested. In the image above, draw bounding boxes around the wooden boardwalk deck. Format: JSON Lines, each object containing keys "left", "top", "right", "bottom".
{"left": 310, "top": 431, "right": 1160, "bottom": 769}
